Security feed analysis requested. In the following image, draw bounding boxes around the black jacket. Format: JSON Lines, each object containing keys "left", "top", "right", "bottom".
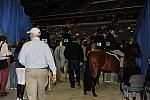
{"left": 105, "top": 33, "right": 116, "bottom": 51}
{"left": 64, "top": 41, "right": 84, "bottom": 62}
{"left": 94, "top": 34, "right": 105, "bottom": 50}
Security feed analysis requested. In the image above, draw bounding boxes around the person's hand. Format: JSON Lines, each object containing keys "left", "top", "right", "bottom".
{"left": 52, "top": 74, "right": 57, "bottom": 84}
{"left": 80, "top": 62, "right": 83, "bottom": 66}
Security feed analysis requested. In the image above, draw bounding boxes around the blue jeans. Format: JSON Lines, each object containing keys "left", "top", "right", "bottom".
{"left": 9, "top": 62, "right": 17, "bottom": 88}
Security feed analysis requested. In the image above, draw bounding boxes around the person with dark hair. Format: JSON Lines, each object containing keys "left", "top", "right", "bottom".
{"left": 122, "top": 57, "right": 141, "bottom": 100}
{"left": 64, "top": 36, "right": 84, "bottom": 88}
{"left": 14, "top": 38, "right": 26, "bottom": 100}
{"left": 105, "top": 26, "right": 125, "bottom": 83}
{"left": 105, "top": 26, "right": 117, "bottom": 51}
{"left": 0, "top": 36, "right": 11, "bottom": 96}
{"left": 61, "top": 26, "right": 71, "bottom": 46}
{"left": 93, "top": 27, "right": 105, "bottom": 50}
{"left": 105, "top": 26, "right": 118, "bottom": 82}
{"left": 9, "top": 42, "right": 17, "bottom": 90}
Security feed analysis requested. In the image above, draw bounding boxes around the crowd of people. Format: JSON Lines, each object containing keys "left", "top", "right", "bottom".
{"left": 0, "top": 26, "right": 150, "bottom": 100}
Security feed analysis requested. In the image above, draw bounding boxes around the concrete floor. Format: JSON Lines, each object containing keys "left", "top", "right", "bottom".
{"left": 0, "top": 74, "right": 144, "bottom": 100}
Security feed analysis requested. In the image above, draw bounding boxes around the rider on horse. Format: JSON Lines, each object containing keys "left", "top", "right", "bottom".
{"left": 61, "top": 26, "right": 71, "bottom": 46}
{"left": 105, "top": 26, "right": 125, "bottom": 68}
{"left": 93, "top": 27, "right": 105, "bottom": 50}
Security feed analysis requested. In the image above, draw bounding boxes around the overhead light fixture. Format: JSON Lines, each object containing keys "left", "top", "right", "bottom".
{"left": 91, "top": 0, "right": 117, "bottom": 4}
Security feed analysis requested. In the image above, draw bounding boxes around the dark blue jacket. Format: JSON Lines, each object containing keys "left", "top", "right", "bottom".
{"left": 14, "top": 42, "right": 25, "bottom": 68}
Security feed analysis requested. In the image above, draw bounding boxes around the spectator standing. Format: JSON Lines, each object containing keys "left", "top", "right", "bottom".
{"left": 54, "top": 41, "right": 67, "bottom": 82}
{"left": 0, "top": 36, "right": 11, "bottom": 96}
{"left": 18, "top": 27, "right": 56, "bottom": 100}
{"left": 122, "top": 57, "right": 141, "bottom": 100}
{"left": 64, "top": 36, "right": 84, "bottom": 88}
{"left": 14, "top": 38, "right": 26, "bottom": 100}
{"left": 9, "top": 43, "right": 17, "bottom": 90}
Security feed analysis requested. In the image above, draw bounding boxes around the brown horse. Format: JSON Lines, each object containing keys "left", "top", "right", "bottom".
{"left": 83, "top": 42, "right": 142, "bottom": 97}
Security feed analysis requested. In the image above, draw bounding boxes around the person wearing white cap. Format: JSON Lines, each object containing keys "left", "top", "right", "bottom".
{"left": 18, "top": 27, "right": 56, "bottom": 100}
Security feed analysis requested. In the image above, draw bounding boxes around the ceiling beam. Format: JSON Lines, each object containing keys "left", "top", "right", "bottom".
{"left": 30, "top": 5, "right": 143, "bottom": 20}
{"left": 21, "top": 0, "right": 64, "bottom": 6}
{"left": 91, "top": 0, "right": 117, "bottom": 4}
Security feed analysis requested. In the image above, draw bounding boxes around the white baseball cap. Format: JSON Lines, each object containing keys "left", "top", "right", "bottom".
{"left": 27, "top": 27, "right": 41, "bottom": 35}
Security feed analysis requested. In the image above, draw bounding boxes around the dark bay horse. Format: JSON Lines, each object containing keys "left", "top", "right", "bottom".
{"left": 83, "top": 42, "right": 142, "bottom": 97}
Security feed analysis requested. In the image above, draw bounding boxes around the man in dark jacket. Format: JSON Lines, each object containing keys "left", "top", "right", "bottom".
{"left": 64, "top": 36, "right": 84, "bottom": 88}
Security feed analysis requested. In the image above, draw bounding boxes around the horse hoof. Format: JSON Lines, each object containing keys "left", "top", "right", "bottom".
{"left": 125, "top": 97, "right": 129, "bottom": 100}
{"left": 84, "top": 92, "right": 87, "bottom": 95}
{"left": 93, "top": 94, "right": 97, "bottom": 97}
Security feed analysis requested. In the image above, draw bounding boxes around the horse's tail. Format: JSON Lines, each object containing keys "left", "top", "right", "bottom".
{"left": 83, "top": 53, "right": 92, "bottom": 91}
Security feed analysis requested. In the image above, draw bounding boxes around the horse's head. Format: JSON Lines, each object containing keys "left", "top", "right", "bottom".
{"left": 126, "top": 42, "right": 142, "bottom": 58}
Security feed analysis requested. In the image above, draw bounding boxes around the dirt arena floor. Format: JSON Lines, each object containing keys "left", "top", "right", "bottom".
{"left": 0, "top": 74, "right": 144, "bottom": 100}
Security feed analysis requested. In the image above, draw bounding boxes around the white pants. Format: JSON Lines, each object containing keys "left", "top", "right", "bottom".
{"left": 110, "top": 49, "right": 125, "bottom": 67}
{"left": 16, "top": 68, "right": 25, "bottom": 85}
{"left": 122, "top": 84, "right": 136, "bottom": 98}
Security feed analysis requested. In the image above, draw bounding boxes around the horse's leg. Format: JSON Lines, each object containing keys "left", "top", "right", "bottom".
{"left": 92, "top": 73, "right": 100, "bottom": 97}
{"left": 84, "top": 89, "right": 87, "bottom": 95}
{"left": 102, "top": 72, "right": 105, "bottom": 82}
{"left": 116, "top": 70, "right": 123, "bottom": 92}
{"left": 97, "top": 76, "right": 100, "bottom": 87}
{"left": 83, "top": 61, "right": 92, "bottom": 95}
{"left": 91, "top": 78, "right": 97, "bottom": 97}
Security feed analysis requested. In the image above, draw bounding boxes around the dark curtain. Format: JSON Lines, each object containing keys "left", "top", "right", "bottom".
{"left": 135, "top": 0, "right": 150, "bottom": 74}
{"left": 0, "top": 0, "right": 31, "bottom": 43}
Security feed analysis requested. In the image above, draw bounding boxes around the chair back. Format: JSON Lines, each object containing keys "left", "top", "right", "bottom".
{"left": 129, "top": 74, "right": 145, "bottom": 88}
